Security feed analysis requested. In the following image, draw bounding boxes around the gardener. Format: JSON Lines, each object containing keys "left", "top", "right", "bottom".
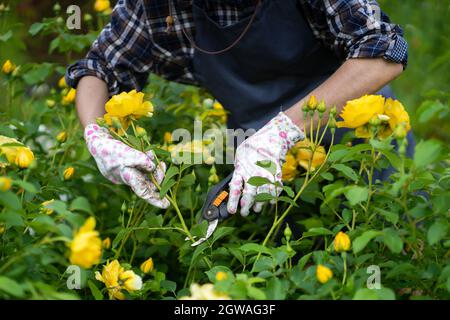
{"left": 67, "top": 0, "right": 409, "bottom": 216}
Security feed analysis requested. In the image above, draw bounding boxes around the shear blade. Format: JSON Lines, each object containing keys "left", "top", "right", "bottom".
{"left": 191, "top": 219, "right": 218, "bottom": 247}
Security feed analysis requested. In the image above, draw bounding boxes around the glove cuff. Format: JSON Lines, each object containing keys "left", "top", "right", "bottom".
{"left": 271, "top": 112, "right": 305, "bottom": 148}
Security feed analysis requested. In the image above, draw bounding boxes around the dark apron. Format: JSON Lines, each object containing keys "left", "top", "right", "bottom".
{"left": 190, "top": 0, "right": 414, "bottom": 180}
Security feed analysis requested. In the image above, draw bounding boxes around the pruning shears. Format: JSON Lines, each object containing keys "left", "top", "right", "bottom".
{"left": 188, "top": 173, "right": 233, "bottom": 247}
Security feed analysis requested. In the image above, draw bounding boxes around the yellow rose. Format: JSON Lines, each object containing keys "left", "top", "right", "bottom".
{"left": 281, "top": 153, "right": 298, "bottom": 182}
{"left": 334, "top": 231, "right": 351, "bottom": 253}
{"left": 58, "top": 76, "right": 67, "bottom": 88}
{"left": 337, "top": 95, "right": 385, "bottom": 129}
{"left": 56, "top": 131, "right": 68, "bottom": 143}
{"left": 102, "top": 237, "right": 111, "bottom": 250}
{"left": 140, "top": 257, "right": 154, "bottom": 274}
{"left": 163, "top": 132, "right": 172, "bottom": 144}
{"left": 94, "top": 0, "right": 111, "bottom": 13}
{"left": 180, "top": 283, "right": 231, "bottom": 300}
{"left": 69, "top": 217, "right": 102, "bottom": 269}
{"left": 63, "top": 167, "right": 75, "bottom": 180}
{"left": 95, "top": 260, "right": 142, "bottom": 300}
{"left": 0, "top": 176, "right": 12, "bottom": 192}
{"left": 0, "top": 136, "right": 35, "bottom": 168}
{"left": 295, "top": 139, "right": 326, "bottom": 172}
{"left": 95, "top": 260, "right": 125, "bottom": 300}
{"left": 41, "top": 199, "right": 55, "bottom": 215}
{"left": 15, "top": 148, "right": 34, "bottom": 168}
{"left": 62, "top": 88, "right": 76, "bottom": 105}
{"left": 307, "top": 95, "right": 318, "bottom": 110}
{"left": 215, "top": 271, "right": 228, "bottom": 281}
{"left": 105, "top": 90, "right": 153, "bottom": 120}
{"left": 316, "top": 264, "right": 333, "bottom": 284}
{"left": 2, "top": 59, "right": 16, "bottom": 74}
{"left": 384, "top": 98, "right": 411, "bottom": 133}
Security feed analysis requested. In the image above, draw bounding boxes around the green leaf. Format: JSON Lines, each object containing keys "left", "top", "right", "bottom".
{"left": 382, "top": 228, "right": 403, "bottom": 254}
{"left": 297, "top": 253, "right": 312, "bottom": 270}
{"left": 427, "top": 220, "right": 448, "bottom": 246}
{"left": 278, "top": 196, "right": 299, "bottom": 207}
{"left": 320, "top": 172, "right": 334, "bottom": 181}
{"left": 251, "top": 256, "right": 274, "bottom": 273}
{"left": 247, "top": 176, "right": 271, "bottom": 187}
{"left": 256, "top": 160, "right": 277, "bottom": 175}
{"left": 12, "top": 180, "right": 38, "bottom": 193}
{"left": 69, "top": 197, "right": 92, "bottom": 213}
{"left": 164, "top": 166, "right": 179, "bottom": 182}
{"left": 331, "top": 164, "right": 359, "bottom": 182}
{"left": 414, "top": 140, "right": 442, "bottom": 168}
{"left": 353, "top": 230, "right": 382, "bottom": 254}
{"left": 302, "top": 227, "right": 333, "bottom": 237}
{"left": 254, "top": 193, "right": 274, "bottom": 202}
{"left": 375, "top": 207, "right": 399, "bottom": 224}
{"left": 344, "top": 186, "right": 369, "bottom": 206}
{"left": 87, "top": 280, "right": 103, "bottom": 300}
{"left": 161, "top": 280, "right": 177, "bottom": 292}
{"left": 0, "top": 30, "right": 12, "bottom": 42}
{"left": 353, "top": 288, "right": 395, "bottom": 300}
{"left": 0, "top": 191, "right": 21, "bottom": 210}
{"left": 0, "top": 277, "right": 25, "bottom": 298}
{"left": 159, "top": 178, "right": 176, "bottom": 199}
{"left": 239, "top": 243, "right": 272, "bottom": 255}
{"left": 282, "top": 185, "right": 295, "bottom": 197}
{"left": 29, "top": 22, "right": 45, "bottom": 36}
{"left": 0, "top": 210, "right": 24, "bottom": 227}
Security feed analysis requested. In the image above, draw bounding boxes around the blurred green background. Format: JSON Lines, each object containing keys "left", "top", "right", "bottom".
{"left": 1, "top": 0, "right": 449, "bottom": 141}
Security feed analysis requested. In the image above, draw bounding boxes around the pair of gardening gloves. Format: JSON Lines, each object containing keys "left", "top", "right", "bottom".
{"left": 84, "top": 112, "right": 304, "bottom": 216}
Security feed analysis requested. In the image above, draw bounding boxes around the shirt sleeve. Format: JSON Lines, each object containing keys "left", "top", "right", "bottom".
{"left": 65, "top": 0, "right": 153, "bottom": 95}
{"left": 303, "top": 0, "right": 408, "bottom": 68}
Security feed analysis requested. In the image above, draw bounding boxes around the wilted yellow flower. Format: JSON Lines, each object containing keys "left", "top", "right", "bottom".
{"left": 163, "top": 132, "right": 172, "bottom": 144}
{"left": 95, "top": 260, "right": 142, "bottom": 300}
{"left": 56, "top": 131, "right": 68, "bottom": 143}
{"left": 102, "top": 237, "right": 111, "bottom": 250}
{"left": 0, "top": 135, "right": 34, "bottom": 168}
{"left": 281, "top": 153, "right": 298, "bottom": 182}
{"left": 15, "top": 148, "right": 34, "bottom": 168}
{"left": 94, "top": 0, "right": 111, "bottom": 13}
{"left": 334, "top": 231, "right": 351, "bottom": 253}
{"left": 307, "top": 95, "right": 318, "bottom": 110}
{"left": 337, "top": 95, "right": 385, "bottom": 129}
{"left": 180, "top": 283, "right": 231, "bottom": 300}
{"left": 69, "top": 217, "right": 102, "bottom": 269}
{"left": 2, "top": 59, "right": 16, "bottom": 74}
{"left": 383, "top": 98, "right": 411, "bottom": 135}
{"left": 140, "top": 257, "right": 154, "bottom": 274}
{"left": 63, "top": 167, "right": 75, "bottom": 180}
{"left": 58, "top": 76, "right": 67, "bottom": 88}
{"left": 316, "top": 264, "right": 333, "bottom": 284}
{"left": 0, "top": 176, "right": 12, "bottom": 192}
{"left": 215, "top": 271, "right": 228, "bottom": 281}
{"left": 41, "top": 199, "right": 55, "bottom": 215}
{"left": 62, "top": 88, "right": 76, "bottom": 105}
{"left": 295, "top": 139, "right": 326, "bottom": 172}
{"left": 120, "top": 270, "right": 143, "bottom": 292}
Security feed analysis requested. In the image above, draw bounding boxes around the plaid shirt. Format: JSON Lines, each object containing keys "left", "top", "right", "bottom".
{"left": 66, "top": 0, "right": 408, "bottom": 95}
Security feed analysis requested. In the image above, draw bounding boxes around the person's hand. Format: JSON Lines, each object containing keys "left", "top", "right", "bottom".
{"left": 227, "top": 112, "right": 305, "bottom": 216}
{"left": 84, "top": 123, "right": 169, "bottom": 208}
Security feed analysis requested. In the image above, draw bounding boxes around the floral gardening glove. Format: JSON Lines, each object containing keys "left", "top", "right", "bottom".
{"left": 227, "top": 112, "right": 305, "bottom": 216}
{"left": 84, "top": 123, "right": 170, "bottom": 208}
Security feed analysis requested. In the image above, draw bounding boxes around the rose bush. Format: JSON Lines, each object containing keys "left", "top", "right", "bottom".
{"left": 0, "top": 2, "right": 449, "bottom": 301}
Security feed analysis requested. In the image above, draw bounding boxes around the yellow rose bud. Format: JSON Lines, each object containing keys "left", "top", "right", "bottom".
{"left": 215, "top": 271, "right": 228, "bottom": 281}
{"left": 140, "top": 257, "right": 154, "bottom": 274}
{"left": 111, "top": 116, "right": 122, "bottom": 129}
{"left": 135, "top": 126, "right": 147, "bottom": 138}
{"left": 94, "top": 0, "right": 111, "bottom": 13}
{"left": 63, "top": 167, "right": 75, "bottom": 180}
{"left": 2, "top": 59, "right": 16, "bottom": 74}
{"left": 62, "top": 88, "right": 76, "bottom": 105}
{"left": 393, "top": 124, "right": 407, "bottom": 140}
{"left": 163, "top": 132, "right": 172, "bottom": 144}
{"left": 330, "top": 105, "right": 337, "bottom": 116}
{"left": 41, "top": 199, "right": 55, "bottom": 215}
{"left": 369, "top": 116, "right": 381, "bottom": 127}
{"left": 46, "top": 99, "right": 56, "bottom": 108}
{"left": 284, "top": 223, "right": 292, "bottom": 240}
{"left": 334, "top": 231, "right": 351, "bottom": 253}
{"left": 0, "top": 225, "right": 5, "bottom": 234}
{"left": 56, "top": 131, "right": 68, "bottom": 143}
{"left": 15, "top": 148, "right": 34, "bottom": 168}
{"left": 58, "top": 76, "right": 67, "bottom": 88}
{"left": 316, "top": 264, "right": 333, "bottom": 284}
{"left": 102, "top": 237, "right": 111, "bottom": 250}
{"left": 0, "top": 176, "right": 12, "bottom": 192}
{"left": 307, "top": 95, "right": 318, "bottom": 110}
{"left": 317, "top": 100, "right": 327, "bottom": 113}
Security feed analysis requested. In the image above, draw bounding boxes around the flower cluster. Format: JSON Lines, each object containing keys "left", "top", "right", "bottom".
{"left": 0, "top": 135, "right": 35, "bottom": 169}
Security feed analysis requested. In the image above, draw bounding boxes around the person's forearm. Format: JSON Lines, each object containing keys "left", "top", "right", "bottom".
{"left": 285, "top": 58, "right": 404, "bottom": 131}
{"left": 75, "top": 76, "right": 109, "bottom": 128}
